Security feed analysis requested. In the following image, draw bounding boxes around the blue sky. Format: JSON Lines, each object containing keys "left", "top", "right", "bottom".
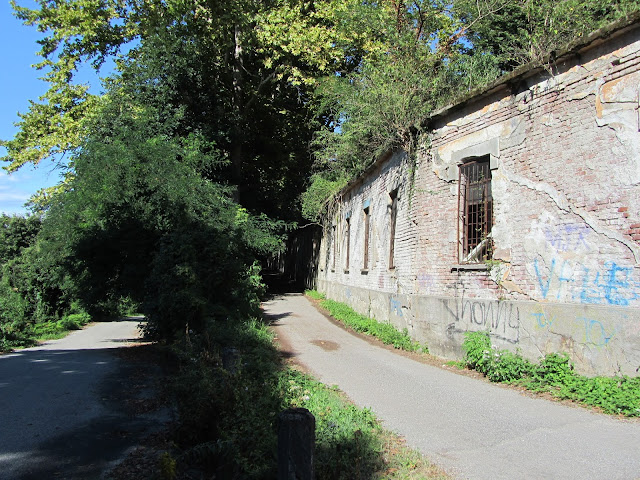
{"left": 0, "top": 1, "right": 111, "bottom": 216}
{"left": 0, "top": 0, "right": 59, "bottom": 215}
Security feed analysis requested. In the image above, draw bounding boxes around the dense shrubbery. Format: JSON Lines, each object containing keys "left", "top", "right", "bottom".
{"left": 0, "top": 214, "right": 86, "bottom": 350}
{"left": 462, "top": 331, "right": 640, "bottom": 417}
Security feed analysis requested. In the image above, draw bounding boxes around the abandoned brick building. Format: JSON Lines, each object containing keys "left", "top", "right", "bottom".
{"left": 315, "top": 16, "right": 640, "bottom": 376}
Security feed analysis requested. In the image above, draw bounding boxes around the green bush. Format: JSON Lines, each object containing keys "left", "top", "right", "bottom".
{"left": 462, "top": 331, "right": 492, "bottom": 374}
{"left": 486, "top": 349, "right": 534, "bottom": 383}
{"left": 58, "top": 312, "right": 91, "bottom": 331}
{"left": 462, "top": 332, "right": 640, "bottom": 417}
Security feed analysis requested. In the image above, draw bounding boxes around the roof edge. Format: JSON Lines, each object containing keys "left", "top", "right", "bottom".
{"left": 427, "top": 11, "right": 640, "bottom": 125}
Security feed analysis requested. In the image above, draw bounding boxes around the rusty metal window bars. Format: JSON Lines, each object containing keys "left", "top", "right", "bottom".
{"left": 458, "top": 157, "right": 493, "bottom": 263}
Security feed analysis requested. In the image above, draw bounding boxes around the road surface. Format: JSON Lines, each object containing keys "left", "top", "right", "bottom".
{"left": 264, "top": 293, "right": 640, "bottom": 480}
{"left": 0, "top": 320, "right": 169, "bottom": 480}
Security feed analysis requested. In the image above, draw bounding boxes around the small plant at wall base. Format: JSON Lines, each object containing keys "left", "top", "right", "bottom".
{"left": 462, "top": 332, "right": 640, "bottom": 417}
{"left": 304, "top": 290, "right": 428, "bottom": 353}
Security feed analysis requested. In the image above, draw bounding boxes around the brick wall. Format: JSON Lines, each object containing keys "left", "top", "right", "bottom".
{"left": 316, "top": 22, "right": 640, "bottom": 375}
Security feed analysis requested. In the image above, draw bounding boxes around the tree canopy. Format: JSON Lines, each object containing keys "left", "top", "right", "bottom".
{"left": 1, "top": 0, "right": 637, "bottom": 340}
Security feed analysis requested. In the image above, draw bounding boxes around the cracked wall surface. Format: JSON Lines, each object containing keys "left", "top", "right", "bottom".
{"left": 316, "top": 23, "right": 640, "bottom": 376}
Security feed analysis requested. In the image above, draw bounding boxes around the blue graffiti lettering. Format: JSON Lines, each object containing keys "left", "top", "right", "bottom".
{"left": 576, "top": 317, "right": 616, "bottom": 347}
{"left": 579, "top": 262, "right": 639, "bottom": 306}
{"left": 532, "top": 312, "right": 554, "bottom": 328}
{"left": 556, "top": 261, "right": 573, "bottom": 299}
{"left": 390, "top": 297, "right": 403, "bottom": 317}
{"left": 534, "top": 257, "right": 555, "bottom": 300}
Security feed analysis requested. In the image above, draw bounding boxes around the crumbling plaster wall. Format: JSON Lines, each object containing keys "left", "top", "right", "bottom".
{"left": 316, "top": 24, "right": 640, "bottom": 376}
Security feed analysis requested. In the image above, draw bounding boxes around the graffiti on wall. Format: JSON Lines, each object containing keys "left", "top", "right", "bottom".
{"left": 531, "top": 218, "right": 639, "bottom": 306}
{"left": 531, "top": 307, "right": 620, "bottom": 348}
{"left": 444, "top": 291, "right": 520, "bottom": 343}
{"left": 543, "top": 224, "right": 591, "bottom": 252}
{"left": 534, "top": 258, "right": 640, "bottom": 306}
{"left": 390, "top": 297, "right": 404, "bottom": 317}
{"left": 417, "top": 273, "right": 436, "bottom": 290}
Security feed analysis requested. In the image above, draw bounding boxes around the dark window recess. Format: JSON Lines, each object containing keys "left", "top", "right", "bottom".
{"left": 459, "top": 157, "right": 493, "bottom": 263}
{"left": 389, "top": 190, "right": 398, "bottom": 268}
{"left": 345, "top": 217, "right": 351, "bottom": 271}
{"left": 331, "top": 225, "right": 336, "bottom": 271}
{"left": 363, "top": 207, "right": 370, "bottom": 270}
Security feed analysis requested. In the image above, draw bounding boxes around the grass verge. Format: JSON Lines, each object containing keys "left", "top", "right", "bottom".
{"left": 462, "top": 331, "right": 640, "bottom": 417}
{"left": 162, "top": 315, "right": 448, "bottom": 479}
{"left": 1, "top": 312, "right": 92, "bottom": 351}
{"left": 305, "top": 290, "right": 427, "bottom": 353}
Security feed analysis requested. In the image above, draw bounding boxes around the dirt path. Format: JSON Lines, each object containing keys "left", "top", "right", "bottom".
{"left": 264, "top": 293, "right": 640, "bottom": 480}
{"left": 0, "top": 320, "right": 171, "bottom": 480}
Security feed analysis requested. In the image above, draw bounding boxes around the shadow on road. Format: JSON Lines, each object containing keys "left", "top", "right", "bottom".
{"left": 0, "top": 344, "right": 171, "bottom": 480}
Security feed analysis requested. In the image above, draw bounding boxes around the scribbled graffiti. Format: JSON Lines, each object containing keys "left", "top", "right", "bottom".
{"left": 390, "top": 297, "right": 403, "bottom": 317}
{"left": 533, "top": 258, "right": 640, "bottom": 306}
{"left": 543, "top": 224, "right": 591, "bottom": 252}
{"left": 532, "top": 311, "right": 555, "bottom": 328}
{"left": 444, "top": 292, "right": 520, "bottom": 343}
{"left": 531, "top": 306, "right": 620, "bottom": 348}
{"left": 417, "top": 273, "right": 435, "bottom": 289}
{"left": 576, "top": 317, "right": 617, "bottom": 347}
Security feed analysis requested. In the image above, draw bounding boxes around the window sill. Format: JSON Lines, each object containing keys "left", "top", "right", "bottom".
{"left": 451, "top": 263, "right": 488, "bottom": 272}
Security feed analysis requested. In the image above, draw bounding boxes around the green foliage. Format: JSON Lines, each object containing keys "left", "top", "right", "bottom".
{"left": 456, "top": 0, "right": 639, "bottom": 71}
{"left": 0, "top": 215, "right": 42, "bottom": 264}
{"left": 461, "top": 331, "right": 492, "bottom": 374}
{"left": 304, "top": 289, "right": 326, "bottom": 300}
{"left": 462, "top": 332, "right": 640, "bottom": 417}
{"left": 285, "top": 369, "right": 386, "bottom": 480}
{"left": 306, "top": 290, "right": 427, "bottom": 352}
{"left": 169, "top": 314, "right": 443, "bottom": 479}
{"left": 171, "top": 318, "right": 284, "bottom": 478}
{"left": 301, "top": 173, "right": 348, "bottom": 223}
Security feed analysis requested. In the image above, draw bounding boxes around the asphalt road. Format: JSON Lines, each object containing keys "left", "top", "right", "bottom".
{"left": 264, "top": 293, "right": 640, "bottom": 480}
{"left": 0, "top": 320, "right": 169, "bottom": 480}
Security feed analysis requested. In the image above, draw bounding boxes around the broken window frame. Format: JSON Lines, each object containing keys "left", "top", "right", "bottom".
{"left": 458, "top": 156, "right": 493, "bottom": 263}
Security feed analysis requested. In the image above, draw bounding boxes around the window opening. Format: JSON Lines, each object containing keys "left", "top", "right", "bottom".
{"left": 389, "top": 189, "right": 398, "bottom": 269}
{"left": 363, "top": 207, "right": 370, "bottom": 270}
{"left": 345, "top": 216, "right": 350, "bottom": 271}
{"left": 458, "top": 157, "right": 493, "bottom": 263}
{"left": 331, "top": 225, "right": 336, "bottom": 271}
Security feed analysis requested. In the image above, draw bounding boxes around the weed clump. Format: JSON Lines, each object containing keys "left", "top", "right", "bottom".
{"left": 462, "top": 331, "right": 640, "bottom": 417}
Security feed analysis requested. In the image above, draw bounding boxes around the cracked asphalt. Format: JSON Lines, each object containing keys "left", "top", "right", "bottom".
{"left": 0, "top": 320, "right": 170, "bottom": 480}
{"left": 264, "top": 293, "right": 640, "bottom": 480}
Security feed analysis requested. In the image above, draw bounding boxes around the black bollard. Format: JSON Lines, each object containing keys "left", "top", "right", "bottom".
{"left": 278, "top": 408, "right": 315, "bottom": 480}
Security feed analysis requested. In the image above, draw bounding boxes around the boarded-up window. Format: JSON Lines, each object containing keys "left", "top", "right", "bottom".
{"left": 459, "top": 157, "right": 493, "bottom": 263}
